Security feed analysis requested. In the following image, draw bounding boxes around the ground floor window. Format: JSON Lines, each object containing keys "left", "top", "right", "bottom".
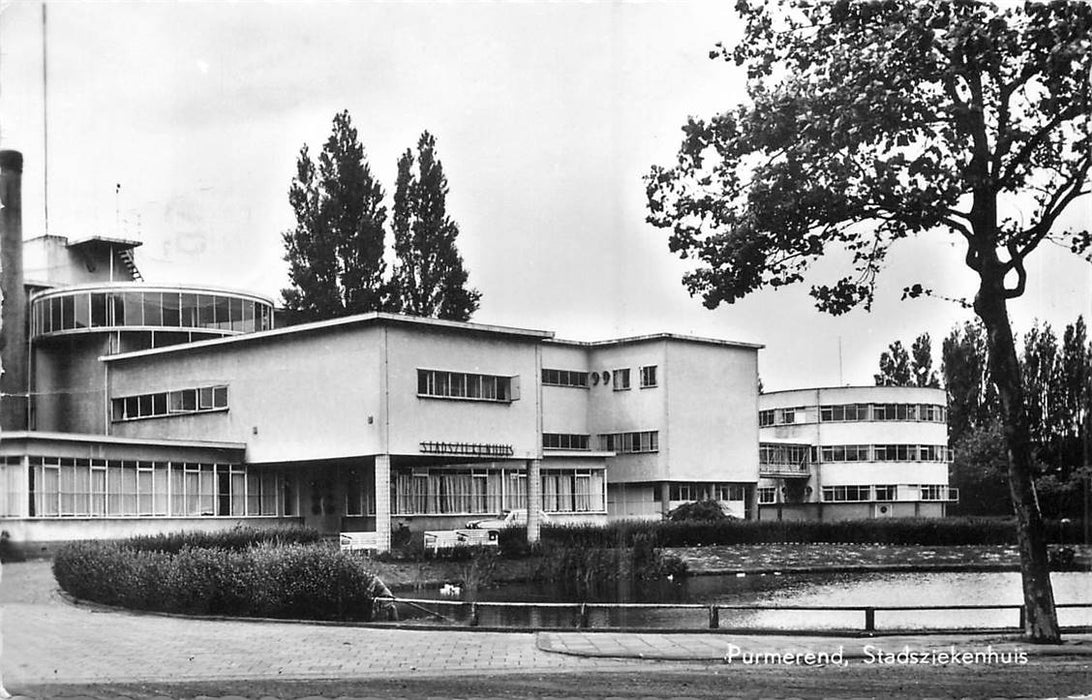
{"left": 390, "top": 464, "right": 606, "bottom": 515}
{"left": 23, "top": 456, "right": 285, "bottom": 518}
{"left": 668, "top": 482, "right": 747, "bottom": 502}
{"left": 822, "top": 485, "right": 872, "bottom": 502}
{"left": 757, "top": 487, "right": 777, "bottom": 504}
{"left": 0, "top": 458, "right": 26, "bottom": 516}
{"left": 819, "top": 484, "right": 951, "bottom": 503}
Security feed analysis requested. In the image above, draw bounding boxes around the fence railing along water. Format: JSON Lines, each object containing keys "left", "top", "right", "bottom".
{"left": 374, "top": 597, "right": 1092, "bottom": 633}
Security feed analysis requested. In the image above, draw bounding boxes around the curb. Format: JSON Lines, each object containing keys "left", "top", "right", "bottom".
{"left": 534, "top": 631, "right": 1092, "bottom": 661}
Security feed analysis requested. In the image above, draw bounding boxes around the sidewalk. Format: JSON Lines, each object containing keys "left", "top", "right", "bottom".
{"left": 3, "top": 559, "right": 1091, "bottom": 694}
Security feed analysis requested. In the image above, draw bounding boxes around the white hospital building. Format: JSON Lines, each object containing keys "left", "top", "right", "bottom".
{"left": 0, "top": 150, "right": 953, "bottom": 554}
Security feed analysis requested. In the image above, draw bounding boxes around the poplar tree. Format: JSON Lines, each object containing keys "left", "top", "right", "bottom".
{"left": 391, "top": 132, "right": 481, "bottom": 322}
{"left": 282, "top": 111, "right": 389, "bottom": 322}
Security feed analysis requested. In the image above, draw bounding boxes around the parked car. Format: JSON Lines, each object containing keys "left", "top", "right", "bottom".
{"left": 465, "top": 509, "right": 552, "bottom": 530}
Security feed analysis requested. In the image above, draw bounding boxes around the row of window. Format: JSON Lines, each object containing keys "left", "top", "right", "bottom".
{"left": 543, "top": 433, "right": 591, "bottom": 450}
{"left": 654, "top": 483, "right": 747, "bottom": 502}
{"left": 756, "top": 484, "right": 954, "bottom": 504}
{"left": 599, "top": 430, "right": 659, "bottom": 454}
{"left": 541, "top": 366, "right": 658, "bottom": 390}
{"left": 32, "top": 290, "right": 273, "bottom": 337}
{"left": 390, "top": 467, "right": 606, "bottom": 515}
{"left": 111, "top": 385, "right": 228, "bottom": 422}
{"left": 758, "top": 443, "right": 951, "bottom": 465}
{"left": 759, "top": 403, "right": 948, "bottom": 427}
{"left": 417, "top": 369, "right": 517, "bottom": 402}
{"left": 822, "top": 444, "right": 952, "bottom": 463}
{"left": 10, "top": 458, "right": 284, "bottom": 519}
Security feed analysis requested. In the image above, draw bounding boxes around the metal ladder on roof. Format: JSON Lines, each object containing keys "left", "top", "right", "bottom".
{"left": 117, "top": 247, "right": 143, "bottom": 281}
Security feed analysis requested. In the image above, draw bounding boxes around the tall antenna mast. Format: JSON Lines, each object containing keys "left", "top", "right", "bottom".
{"left": 42, "top": 1, "right": 49, "bottom": 235}
{"left": 837, "top": 336, "right": 844, "bottom": 386}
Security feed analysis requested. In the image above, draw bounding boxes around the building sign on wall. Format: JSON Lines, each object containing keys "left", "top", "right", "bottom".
{"left": 420, "top": 441, "right": 515, "bottom": 458}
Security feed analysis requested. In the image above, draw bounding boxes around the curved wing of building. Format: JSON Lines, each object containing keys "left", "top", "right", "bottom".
{"left": 758, "top": 386, "right": 956, "bottom": 521}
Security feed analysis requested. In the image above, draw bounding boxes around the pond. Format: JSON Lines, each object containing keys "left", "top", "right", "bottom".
{"left": 390, "top": 571, "right": 1092, "bottom": 631}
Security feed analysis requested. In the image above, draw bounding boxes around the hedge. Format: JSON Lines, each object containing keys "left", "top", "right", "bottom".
{"left": 53, "top": 538, "right": 387, "bottom": 621}
{"left": 500, "top": 517, "right": 1083, "bottom": 551}
{"left": 116, "top": 526, "right": 324, "bottom": 553}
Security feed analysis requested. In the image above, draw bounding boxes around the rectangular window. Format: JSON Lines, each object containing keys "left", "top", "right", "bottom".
{"left": 543, "top": 433, "right": 591, "bottom": 450}
{"left": 162, "top": 292, "right": 181, "bottom": 327}
{"left": 640, "top": 365, "right": 658, "bottom": 388}
{"left": 417, "top": 369, "right": 517, "bottom": 403}
{"left": 921, "top": 485, "right": 946, "bottom": 501}
{"left": 669, "top": 483, "right": 693, "bottom": 501}
{"left": 612, "top": 368, "right": 631, "bottom": 391}
{"left": 113, "top": 386, "right": 228, "bottom": 421}
{"left": 143, "top": 292, "right": 164, "bottom": 327}
{"left": 759, "top": 410, "right": 775, "bottom": 427}
{"left": 757, "top": 487, "right": 777, "bottom": 504}
{"left": 822, "top": 485, "right": 871, "bottom": 502}
{"left": 90, "top": 293, "right": 108, "bottom": 327}
{"left": 599, "top": 430, "right": 658, "bottom": 454}
{"left": 542, "top": 369, "right": 589, "bottom": 388}
{"left": 874, "top": 485, "right": 897, "bottom": 501}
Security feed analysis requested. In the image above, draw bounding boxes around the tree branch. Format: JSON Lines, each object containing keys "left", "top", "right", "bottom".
{"left": 1004, "top": 241, "right": 1027, "bottom": 299}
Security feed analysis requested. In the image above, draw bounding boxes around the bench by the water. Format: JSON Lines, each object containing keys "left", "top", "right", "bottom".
{"left": 339, "top": 531, "right": 381, "bottom": 551}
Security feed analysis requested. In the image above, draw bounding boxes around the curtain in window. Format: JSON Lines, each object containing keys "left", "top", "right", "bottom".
{"left": 230, "top": 470, "right": 246, "bottom": 515}
{"left": 59, "top": 463, "right": 77, "bottom": 515}
{"left": 590, "top": 471, "right": 605, "bottom": 511}
{"left": 198, "top": 466, "right": 216, "bottom": 515}
{"left": 486, "top": 471, "right": 503, "bottom": 513}
{"left": 38, "top": 466, "right": 60, "bottom": 516}
{"left": 542, "top": 473, "right": 560, "bottom": 512}
{"left": 505, "top": 472, "right": 527, "bottom": 510}
{"left": 574, "top": 474, "right": 591, "bottom": 512}
{"left": 171, "top": 466, "right": 187, "bottom": 515}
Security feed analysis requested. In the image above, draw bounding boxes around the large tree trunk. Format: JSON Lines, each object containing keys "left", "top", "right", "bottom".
{"left": 974, "top": 275, "right": 1061, "bottom": 643}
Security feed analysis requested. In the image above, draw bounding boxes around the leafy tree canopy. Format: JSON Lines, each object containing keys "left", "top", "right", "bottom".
{"left": 875, "top": 333, "right": 941, "bottom": 386}
{"left": 647, "top": 0, "right": 1090, "bottom": 313}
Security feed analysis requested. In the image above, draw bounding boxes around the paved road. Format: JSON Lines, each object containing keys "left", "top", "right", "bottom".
{"left": 3, "top": 560, "right": 1091, "bottom": 699}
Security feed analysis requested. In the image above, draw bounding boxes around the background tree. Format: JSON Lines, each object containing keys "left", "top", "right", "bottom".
{"left": 282, "top": 111, "right": 389, "bottom": 322}
{"left": 948, "top": 419, "right": 1012, "bottom": 516}
{"left": 874, "top": 333, "right": 939, "bottom": 387}
{"left": 942, "top": 320, "right": 998, "bottom": 446}
{"left": 391, "top": 131, "right": 481, "bottom": 322}
{"left": 910, "top": 333, "right": 941, "bottom": 388}
{"left": 645, "top": 1, "right": 1090, "bottom": 641}
{"left": 874, "top": 340, "right": 912, "bottom": 386}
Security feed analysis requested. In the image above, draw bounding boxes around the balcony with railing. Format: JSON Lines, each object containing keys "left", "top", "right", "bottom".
{"left": 758, "top": 443, "right": 813, "bottom": 478}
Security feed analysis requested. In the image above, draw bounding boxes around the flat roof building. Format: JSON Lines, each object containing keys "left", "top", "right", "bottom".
{"left": 0, "top": 152, "right": 763, "bottom": 554}
{"left": 757, "top": 386, "right": 956, "bottom": 521}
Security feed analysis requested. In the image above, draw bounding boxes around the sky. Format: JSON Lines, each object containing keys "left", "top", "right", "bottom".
{"left": 0, "top": 1, "right": 1088, "bottom": 391}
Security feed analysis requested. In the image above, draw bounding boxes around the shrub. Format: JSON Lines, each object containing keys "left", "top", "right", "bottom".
{"left": 667, "top": 500, "right": 731, "bottom": 522}
{"left": 53, "top": 539, "right": 384, "bottom": 621}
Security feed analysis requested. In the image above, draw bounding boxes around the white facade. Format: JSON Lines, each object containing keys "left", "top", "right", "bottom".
{"left": 757, "top": 386, "right": 956, "bottom": 521}
{"left": 3, "top": 239, "right": 764, "bottom": 552}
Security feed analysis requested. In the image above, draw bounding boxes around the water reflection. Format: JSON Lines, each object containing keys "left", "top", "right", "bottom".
{"left": 392, "top": 571, "right": 1092, "bottom": 631}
